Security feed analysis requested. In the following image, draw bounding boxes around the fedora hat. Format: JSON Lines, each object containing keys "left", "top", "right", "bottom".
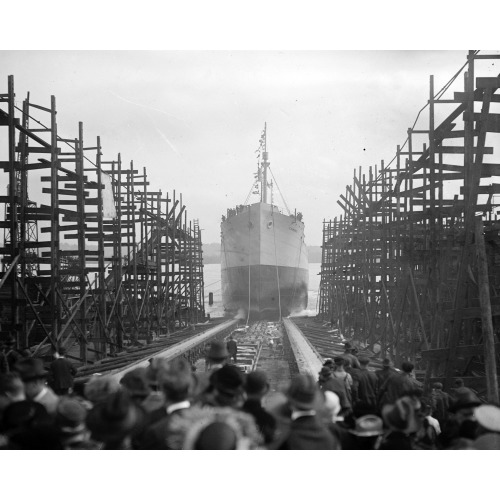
{"left": 14, "top": 358, "right": 48, "bottom": 382}
{"left": 86, "top": 391, "right": 142, "bottom": 443}
{"left": 245, "top": 370, "right": 269, "bottom": 396}
{"left": 349, "top": 414, "right": 384, "bottom": 437}
{"left": 474, "top": 404, "right": 500, "bottom": 433}
{"left": 208, "top": 340, "right": 229, "bottom": 361}
{"left": 210, "top": 364, "right": 245, "bottom": 397}
{"left": 382, "top": 396, "right": 421, "bottom": 434}
{"left": 286, "top": 373, "right": 322, "bottom": 411}
{"left": 120, "top": 368, "right": 151, "bottom": 399}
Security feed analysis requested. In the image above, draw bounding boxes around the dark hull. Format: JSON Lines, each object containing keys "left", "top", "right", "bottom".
{"left": 222, "top": 264, "right": 308, "bottom": 320}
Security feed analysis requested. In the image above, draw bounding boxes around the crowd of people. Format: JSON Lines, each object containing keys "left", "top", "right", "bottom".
{"left": 0, "top": 337, "right": 499, "bottom": 450}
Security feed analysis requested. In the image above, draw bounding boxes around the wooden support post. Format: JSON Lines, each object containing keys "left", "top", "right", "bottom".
{"left": 475, "top": 216, "right": 499, "bottom": 403}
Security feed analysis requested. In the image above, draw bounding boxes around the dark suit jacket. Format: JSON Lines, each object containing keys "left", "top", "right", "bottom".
{"left": 226, "top": 339, "right": 237, "bottom": 355}
{"left": 357, "top": 368, "right": 379, "bottom": 407}
{"left": 138, "top": 406, "right": 190, "bottom": 449}
{"left": 278, "top": 415, "right": 338, "bottom": 450}
{"left": 49, "top": 357, "right": 77, "bottom": 390}
{"left": 242, "top": 399, "right": 277, "bottom": 444}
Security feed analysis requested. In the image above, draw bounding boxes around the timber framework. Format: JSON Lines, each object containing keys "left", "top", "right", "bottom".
{"left": 0, "top": 75, "right": 205, "bottom": 365}
{"left": 318, "top": 50, "right": 500, "bottom": 401}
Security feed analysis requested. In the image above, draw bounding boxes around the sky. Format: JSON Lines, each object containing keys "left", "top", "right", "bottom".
{"left": 2, "top": 49, "right": 500, "bottom": 246}
{"left": 4, "top": 50, "right": 496, "bottom": 246}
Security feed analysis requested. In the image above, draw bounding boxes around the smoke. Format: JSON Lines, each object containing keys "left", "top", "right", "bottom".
{"left": 288, "top": 308, "right": 317, "bottom": 318}
{"left": 234, "top": 308, "right": 247, "bottom": 320}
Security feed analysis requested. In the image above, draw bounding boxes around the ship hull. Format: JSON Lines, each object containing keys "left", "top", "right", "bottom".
{"left": 221, "top": 202, "right": 308, "bottom": 320}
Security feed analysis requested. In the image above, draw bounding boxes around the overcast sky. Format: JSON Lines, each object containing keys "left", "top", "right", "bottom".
{"left": 1, "top": 50, "right": 499, "bottom": 245}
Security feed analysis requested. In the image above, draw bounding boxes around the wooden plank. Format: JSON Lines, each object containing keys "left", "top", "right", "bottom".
{"left": 421, "top": 343, "right": 500, "bottom": 361}
{"left": 476, "top": 77, "right": 500, "bottom": 89}
{"left": 472, "top": 112, "right": 500, "bottom": 133}
{"left": 460, "top": 184, "right": 500, "bottom": 195}
{"left": 438, "top": 146, "right": 493, "bottom": 154}
{"left": 454, "top": 91, "right": 500, "bottom": 103}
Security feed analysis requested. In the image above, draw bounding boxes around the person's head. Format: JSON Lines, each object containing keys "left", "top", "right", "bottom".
{"left": 120, "top": 368, "right": 151, "bottom": 403}
{"left": 450, "top": 390, "right": 481, "bottom": 424}
{"left": 382, "top": 358, "right": 392, "bottom": 369}
{"left": 157, "top": 357, "right": 194, "bottom": 403}
{"left": 58, "top": 347, "right": 67, "bottom": 357}
{"left": 209, "top": 365, "right": 245, "bottom": 408}
{"left": 334, "top": 357, "right": 345, "bottom": 370}
{"left": 359, "top": 356, "right": 370, "bottom": 368}
{"left": 86, "top": 391, "right": 142, "bottom": 447}
{"left": 349, "top": 415, "right": 384, "bottom": 450}
{"left": 84, "top": 375, "right": 120, "bottom": 405}
{"left": 286, "top": 373, "right": 322, "bottom": 412}
{"left": 207, "top": 340, "right": 229, "bottom": 365}
{"left": 401, "top": 361, "right": 414, "bottom": 374}
{"left": 14, "top": 358, "right": 48, "bottom": 399}
{"left": 55, "top": 397, "right": 88, "bottom": 438}
{"left": 244, "top": 370, "right": 269, "bottom": 400}
{"left": 454, "top": 378, "right": 464, "bottom": 388}
{"left": 344, "top": 342, "right": 352, "bottom": 351}
{"left": 0, "top": 373, "right": 25, "bottom": 408}
{"left": 432, "top": 382, "right": 443, "bottom": 392}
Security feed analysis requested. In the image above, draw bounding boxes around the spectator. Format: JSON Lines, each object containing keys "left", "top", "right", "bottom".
{"left": 201, "top": 364, "right": 246, "bottom": 409}
{"left": 472, "top": 404, "right": 500, "bottom": 450}
{"left": 374, "top": 358, "right": 397, "bottom": 393}
{"left": 49, "top": 347, "right": 77, "bottom": 395}
{"left": 0, "top": 373, "right": 25, "bottom": 423}
{"left": 343, "top": 342, "right": 361, "bottom": 369}
{"left": 378, "top": 361, "right": 421, "bottom": 408}
{"left": 380, "top": 396, "right": 423, "bottom": 450}
{"left": 332, "top": 357, "right": 353, "bottom": 406}
{"left": 120, "top": 367, "right": 152, "bottom": 406}
{"left": 242, "top": 370, "right": 276, "bottom": 445}
{"left": 84, "top": 375, "right": 120, "bottom": 407}
{"left": 317, "top": 365, "right": 350, "bottom": 412}
{"left": 138, "top": 357, "right": 194, "bottom": 449}
{"left": 87, "top": 391, "right": 144, "bottom": 450}
{"left": 414, "top": 398, "right": 440, "bottom": 449}
{"left": 348, "top": 415, "right": 384, "bottom": 450}
{"left": 168, "top": 406, "right": 262, "bottom": 450}
{"left": 14, "top": 358, "right": 59, "bottom": 415}
{"left": 54, "top": 397, "right": 96, "bottom": 450}
{"left": 357, "top": 356, "right": 378, "bottom": 408}
{"left": 226, "top": 335, "right": 238, "bottom": 364}
{"left": 430, "top": 382, "right": 451, "bottom": 427}
{"left": 276, "top": 374, "right": 339, "bottom": 450}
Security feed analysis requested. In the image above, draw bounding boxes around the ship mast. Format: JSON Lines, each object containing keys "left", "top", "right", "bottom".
{"left": 261, "top": 122, "right": 269, "bottom": 204}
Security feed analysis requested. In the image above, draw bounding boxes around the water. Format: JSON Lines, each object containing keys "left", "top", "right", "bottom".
{"left": 203, "top": 262, "right": 322, "bottom": 319}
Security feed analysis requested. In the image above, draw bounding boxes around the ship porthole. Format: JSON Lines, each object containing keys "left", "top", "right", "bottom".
{"left": 267, "top": 221, "right": 273, "bottom": 229}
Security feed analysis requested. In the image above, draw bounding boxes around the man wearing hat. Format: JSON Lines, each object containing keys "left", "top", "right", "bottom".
{"left": 343, "top": 342, "right": 361, "bottom": 369}
{"left": 378, "top": 361, "right": 421, "bottom": 409}
{"left": 138, "top": 357, "right": 194, "bottom": 449}
{"left": 49, "top": 347, "right": 77, "bottom": 395}
{"left": 379, "top": 396, "right": 423, "bottom": 450}
{"left": 226, "top": 335, "right": 238, "bottom": 364}
{"left": 15, "top": 358, "right": 59, "bottom": 415}
{"left": 318, "top": 365, "right": 350, "bottom": 412}
{"left": 374, "top": 358, "right": 397, "bottom": 391}
{"left": 242, "top": 370, "right": 276, "bottom": 444}
{"left": 348, "top": 414, "right": 384, "bottom": 450}
{"left": 356, "top": 356, "right": 378, "bottom": 409}
{"left": 277, "top": 374, "right": 338, "bottom": 450}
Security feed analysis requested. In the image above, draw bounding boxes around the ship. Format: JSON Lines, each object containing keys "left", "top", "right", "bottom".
{"left": 221, "top": 124, "right": 308, "bottom": 321}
